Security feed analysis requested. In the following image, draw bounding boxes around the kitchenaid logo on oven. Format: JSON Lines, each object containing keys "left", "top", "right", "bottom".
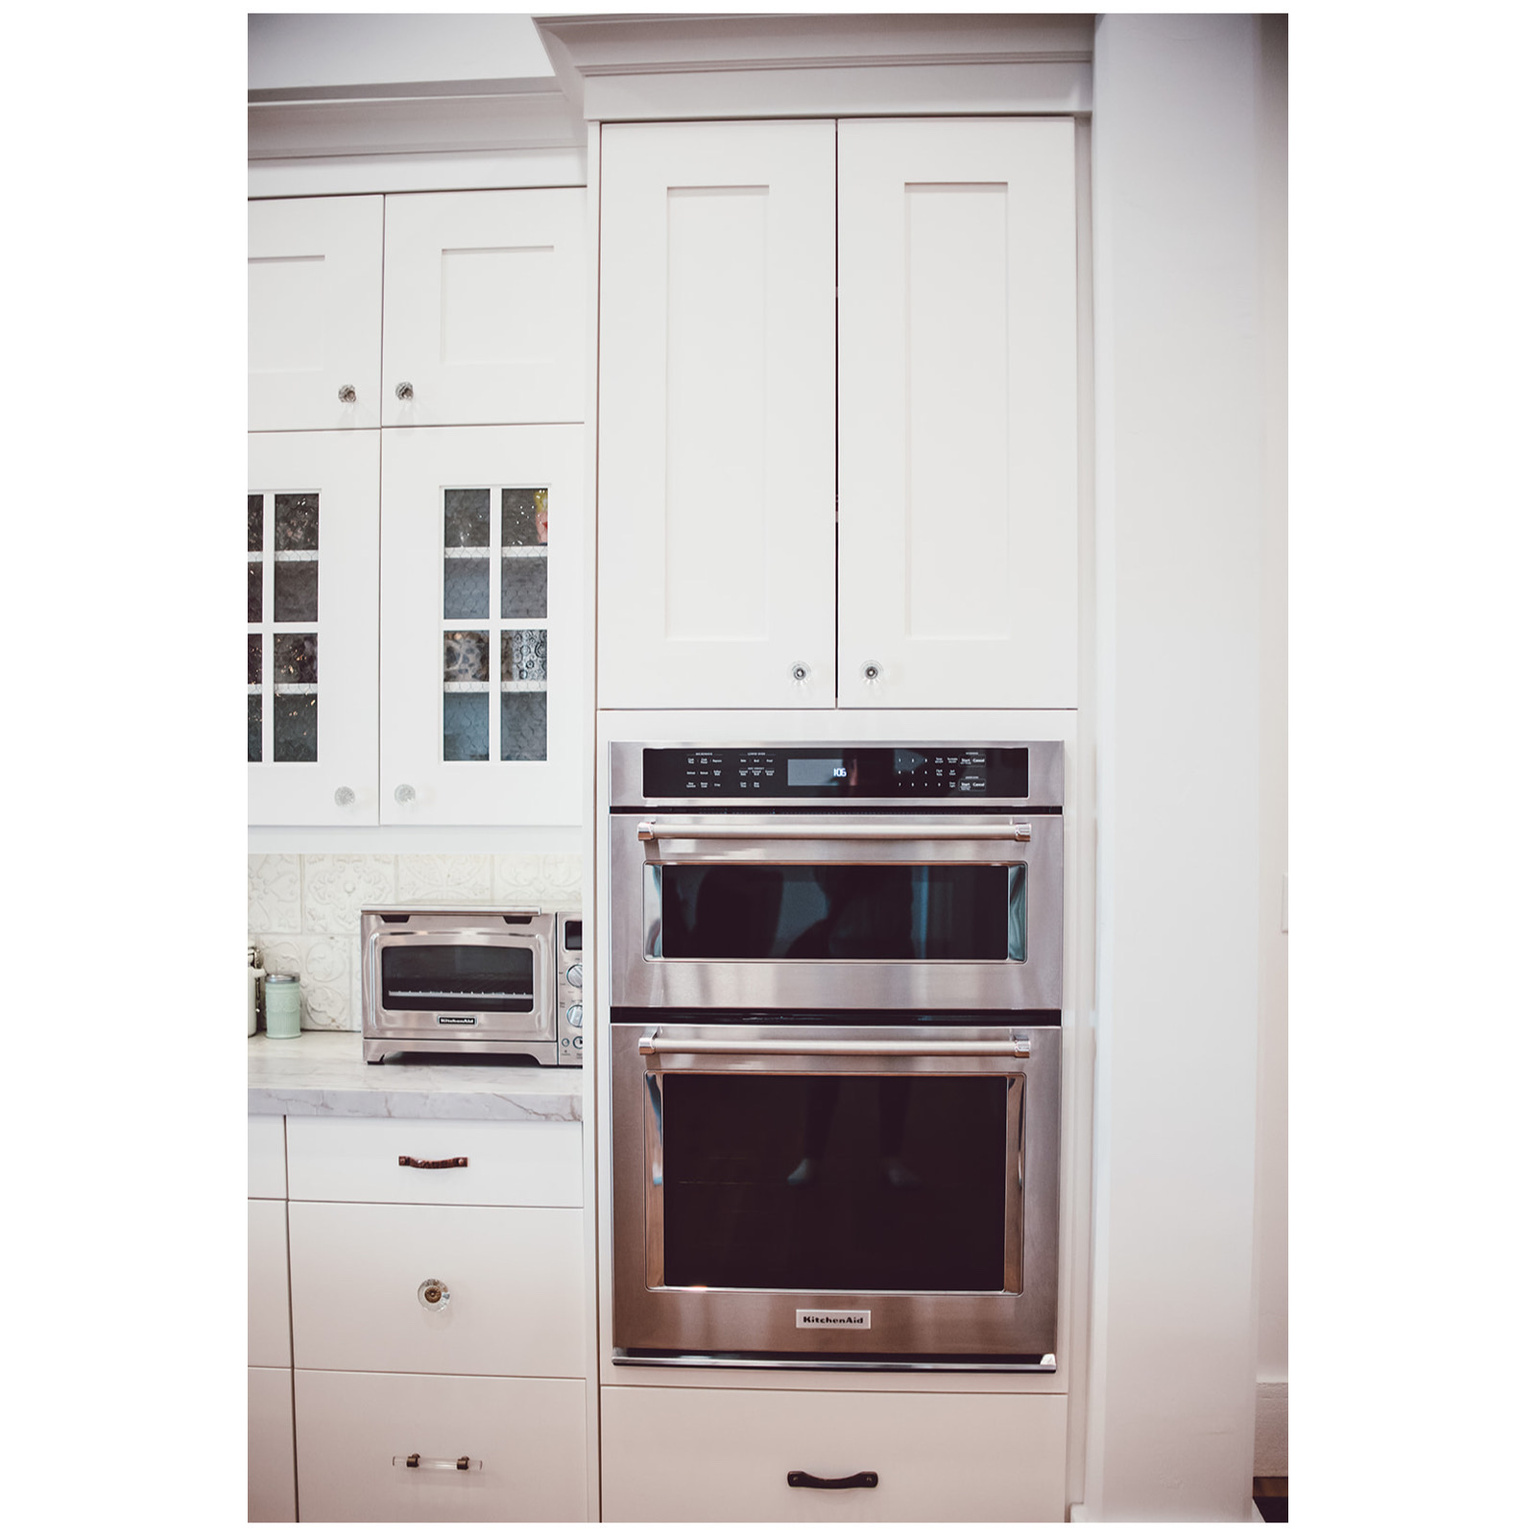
{"left": 796, "top": 1309, "right": 872, "bottom": 1329}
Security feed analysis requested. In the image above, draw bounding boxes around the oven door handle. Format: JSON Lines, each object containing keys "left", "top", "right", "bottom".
{"left": 637, "top": 1033, "right": 1030, "bottom": 1059}
{"left": 636, "top": 821, "right": 1030, "bottom": 842}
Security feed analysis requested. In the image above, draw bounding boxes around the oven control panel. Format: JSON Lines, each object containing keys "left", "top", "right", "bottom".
{"left": 641, "top": 746, "right": 1031, "bottom": 800}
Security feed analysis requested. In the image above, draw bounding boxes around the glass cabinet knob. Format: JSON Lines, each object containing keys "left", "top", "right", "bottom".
{"left": 333, "top": 786, "right": 356, "bottom": 807}
{"left": 395, "top": 381, "right": 414, "bottom": 401}
{"left": 417, "top": 1278, "right": 450, "bottom": 1312}
{"left": 394, "top": 784, "right": 417, "bottom": 805}
{"left": 337, "top": 385, "right": 356, "bottom": 403}
{"left": 862, "top": 661, "right": 883, "bottom": 683}
{"left": 789, "top": 662, "right": 809, "bottom": 683}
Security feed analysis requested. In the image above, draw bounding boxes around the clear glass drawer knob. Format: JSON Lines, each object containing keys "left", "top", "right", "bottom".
{"left": 418, "top": 1278, "right": 450, "bottom": 1311}
{"left": 395, "top": 784, "right": 416, "bottom": 805}
{"left": 789, "top": 662, "right": 809, "bottom": 683}
{"left": 396, "top": 381, "right": 414, "bottom": 400}
{"left": 337, "top": 385, "right": 356, "bottom": 403}
{"left": 566, "top": 1002, "right": 584, "bottom": 1028}
{"left": 862, "top": 661, "right": 883, "bottom": 683}
{"left": 333, "top": 786, "right": 356, "bottom": 807}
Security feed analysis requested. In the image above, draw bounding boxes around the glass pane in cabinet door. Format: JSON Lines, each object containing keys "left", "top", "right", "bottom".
{"left": 501, "top": 487, "right": 548, "bottom": 547}
{"left": 247, "top": 562, "right": 262, "bottom": 623}
{"left": 248, "top": 634, "right": 262, "bottom": 685}
{"left": 273, "top": 693, "right": 317, "bottom": 762}
{"left": 444, "top": 631, "right": 490, "bottom": 683}
{"left": 248, "top": 694, "right": 262, "bottom": 763}
{"left": 660, "top": 1072, "right": 1008, "bottom": 1292}
{"left": 274, "top": 493, "right": 319, "bottom": 551}
{"left": 501, "top": 629, "right": 547, "bottom": 682}
{"left": 443, "top": 691, "right": 489, "bottom": 761}
{"left": 444, "top": 556, "right": 490, "bottom": 620}
{"left": 500, "top": 555, "right": 547, "bottom": 619}
{"left": 247, "top": 494, "right": 263, "bottom": 553}
{"left": 274, "top": 559, "right": 319, "bottom": 622}
{"left": 444, "top": 488, "right": 490, "bottom": 548}
{"left": 501, "top": 692, "right": 547, "bottom": 762}
{"left": 274, "top": 633, "right": 318, "bottom": 685}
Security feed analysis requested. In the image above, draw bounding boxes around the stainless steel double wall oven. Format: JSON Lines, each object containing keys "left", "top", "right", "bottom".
{"left": 608, "top": 740, "right": 1065, "bottom": 1370}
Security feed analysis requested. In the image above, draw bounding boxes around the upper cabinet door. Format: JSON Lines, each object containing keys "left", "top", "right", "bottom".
{"left": 837, "top": 119, "right": 1080, "bottom": 709}
{"left": 249, "top": 196, "right": 383, "bottom": 432}
{"left": 382, "top": 190, "right": 586, "bottom": 428}
{"left": 248, "top": 431, "right": 380, "bottom": 825}
{"left": 378, "top": 425, "right": 583, "bottom": 826}
{"left": 597, "top": 121, "right": 837, "bottom": 710}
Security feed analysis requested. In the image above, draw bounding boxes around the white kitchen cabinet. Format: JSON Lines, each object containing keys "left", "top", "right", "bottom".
{"left": 601, "top": 1384, "right": 1068, "bottom": 1523}
{"left": 597, "top": 119, "right": 838, "bottom": 709}
{"left": 250, "top": 1367, "right": 298, "bottom": 1523}
{"left": 378, "top": 425, "right": 584, "bottom": 825}
{"left": 248, "top": 1197, "right": 292, "bottom": 1368}
{"left": 596, "top": 116, "right": 1080, "bottom": 711}
{"left": 248, "top": 431, "right": 380, "bottom": 826}
{"left": 249, "top": 196, "right": 384, "bottom": 432}
{"left": 248, "top": 1115, "right": 287, "bottom": 1198}
{"left": 382, "top": 190, "right": 585, "bottom": 428}
{"left": 837, "top": 118, "right": 1079, "bottom": 708}
{"left": 294, "top": 1369, "right": 586, "bottom": 1523}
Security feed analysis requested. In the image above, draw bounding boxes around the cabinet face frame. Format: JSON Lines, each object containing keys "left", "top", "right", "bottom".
{"left": 378, "top": 425, "right": 584, "bottom": 826}
{"left": 248, "top": 431, "right": 381, "bottom": 826}
{"left": 249, "top": 195, "right": 384, "bottom": 432}
{"left": 837, "top": 117, "right": 1080, "bottom": 709}
{"left": 382, "top": 189, "right": 586, "bottom": 428}
{"left": 596, "top": 119, "right": 838, "bottom": 710}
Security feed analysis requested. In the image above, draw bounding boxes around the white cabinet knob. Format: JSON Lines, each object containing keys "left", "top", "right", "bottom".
{"left": 394, "top": 784, "right": 416, "bottom": 805}
{"left": 333, "top": 786, "right": 356, "bottom": 807}
{"left": 789, "top": 662, "right": 809, "bottom": 683}
{"left": 862, "top": 661, "right": 883, "bottom": 683}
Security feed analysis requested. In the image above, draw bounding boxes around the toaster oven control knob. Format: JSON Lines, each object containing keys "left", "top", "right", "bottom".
{"left": 417, "top": 1279, "right": 450, "bottom": 1312}
{"left": 566, "top": 1003, "right": 584, "bottom": 1028}
{"left": 566, "top": 963, "right": 583, "bottom": 988}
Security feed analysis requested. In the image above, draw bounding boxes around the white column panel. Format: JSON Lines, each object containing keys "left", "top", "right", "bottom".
{"left": 249, "top": 1366, "right": 297, "bottom": 1522}
{"left": 1083, "top": 14, "right": 1274, "bottom": 1521}
{"left": 597, "top": 120, "right": 837, "bottom": 709}
{"left": 382, "top": 189, "right": 585, "bottom": 427}
{"left": 249, "top": 196, "right": 382, "bottom": 431}
{"left": 838, "top": 118, "right": 1078, "bottom": 708}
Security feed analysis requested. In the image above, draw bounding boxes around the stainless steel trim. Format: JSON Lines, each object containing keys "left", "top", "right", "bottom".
{"left": 610, "top": 1349, "right": 1058, "bottom": 1374}
{"left": 638, "top": 1032, "right": 1030, "bottom": 1059}
{"left": 639, "top": 820, "right": 1031, "bottom": 842}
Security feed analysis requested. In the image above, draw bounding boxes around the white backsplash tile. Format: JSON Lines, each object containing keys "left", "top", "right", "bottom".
{"left": 248, "top": 854, "right": 301, "bottom": 933}
{"left": 302, "top": 855, "right": 397, "bottom": 934}
{"left": 397, "top": 853, "right": 494, "bottom": 905}
{"left": 494, "top": 852, "right": 582, "bottom": 908}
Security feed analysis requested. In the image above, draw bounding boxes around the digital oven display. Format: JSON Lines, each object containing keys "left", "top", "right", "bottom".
{"left": 786, "top": 757, "right": 849, "bottom": 787}
{"left": 639, "top": 746, "right": 1031, "bottom": 799}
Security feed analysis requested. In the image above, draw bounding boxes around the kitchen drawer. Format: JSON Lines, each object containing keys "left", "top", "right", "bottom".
{"left": 249, "top": 1367, "right": 297, "bottom": 1522}
{"left": 285, "top": 1115, "right": 581, "bottom": 1207}
{"left": 600, "top": 1384, "right": 1068, "bottom": 1523}
{"left": 294, "top": 1368, "right": 586, "bottom": 1522}
{"left": 249, "top": 1198, "right": 291, "bottom": 1368}
{"left": 288, "top": 1200, "right": 585, "bottom": 1378}
{"left": 249, "top": 1115, "right": 286, "bottom": 1198}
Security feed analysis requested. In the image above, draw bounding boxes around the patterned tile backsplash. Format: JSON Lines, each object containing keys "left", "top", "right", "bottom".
{"left": 249, "top": 851, "right": 583, "bottom": 1031}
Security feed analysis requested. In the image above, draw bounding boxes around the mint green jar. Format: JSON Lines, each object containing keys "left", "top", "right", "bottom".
{"left": 264, "top": 974, "right": 301, "bottom": 1039}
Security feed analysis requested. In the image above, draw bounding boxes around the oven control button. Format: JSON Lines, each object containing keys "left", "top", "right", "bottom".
{"left": 566, "top": 1003, "right": 584, "bottom": 1027}
{"left": 566, "top": 962, "right": 583, "bottom": 988}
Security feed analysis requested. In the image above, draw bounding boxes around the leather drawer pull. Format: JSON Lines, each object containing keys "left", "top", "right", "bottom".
{"left": 787, "top": 1471, "right": 878, "bottom": 1491}
{"left": 398, "top": 1155, "right": 469, "bottom": 1169}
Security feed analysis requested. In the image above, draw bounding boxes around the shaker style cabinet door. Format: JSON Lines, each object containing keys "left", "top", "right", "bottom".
{"left": 597, "top": 120, "right": 837, "bottom": 709}
{"left": 249, "top": 196, "right": 383, "bottom": 431}
{"left": 378, "top": 425, "right": 583, "bottom": 825}
{"left": 382, "top": 190, "right": 586, "bottom": 428}
{"left": 837, "top": 119, "right": 1080, "bottom": 708}
{"left": 248, "top": 432, "right": 380, "bottom": 825}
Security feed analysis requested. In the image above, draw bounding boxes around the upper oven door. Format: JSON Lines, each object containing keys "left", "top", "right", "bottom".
{"left": 608, "top": 814, "right": 1063, "bottom": 1011}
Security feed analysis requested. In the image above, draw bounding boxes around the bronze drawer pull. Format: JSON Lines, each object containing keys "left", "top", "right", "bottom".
{"left": 787, "top": 1471, "right": 878, "bottom": 1490}
{"left": 398, "top": 1155, "right": 469, "bottom": 1169}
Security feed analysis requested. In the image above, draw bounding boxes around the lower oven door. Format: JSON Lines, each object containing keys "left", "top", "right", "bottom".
{"left": 611, "top": 1021, "right": 1060, "bottom": 1366}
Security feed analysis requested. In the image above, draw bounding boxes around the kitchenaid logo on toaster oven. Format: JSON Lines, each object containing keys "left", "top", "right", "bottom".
{"left": 436, "top": 1015, "right": 478, "bottom": 1026}
{"left": 796, "top": 1309, "right": 872, "bottom": 1329}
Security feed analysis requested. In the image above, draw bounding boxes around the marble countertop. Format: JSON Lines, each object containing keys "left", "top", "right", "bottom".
{"left": 248, "top": 1031, "right": 583, "bottom": 1122}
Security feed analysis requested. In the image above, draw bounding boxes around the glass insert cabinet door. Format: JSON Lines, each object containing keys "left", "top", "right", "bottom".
{"left": 248, "top": 431, "right": 380, "bottom": 825}
{"left": 379, "top": 425, "right": 584, "bottom": 826}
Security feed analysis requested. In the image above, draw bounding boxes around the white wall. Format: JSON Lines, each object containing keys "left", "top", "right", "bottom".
{"left": 1083, "top": 14, "right": 1284, "bottom": 1519}
{"left": 248, "top": 14, "right": 554, "bottom": 93}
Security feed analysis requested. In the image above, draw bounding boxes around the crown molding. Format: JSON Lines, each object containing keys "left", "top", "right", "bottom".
{"left": 534, "top": 12, "right": 1093, "bottom": 119}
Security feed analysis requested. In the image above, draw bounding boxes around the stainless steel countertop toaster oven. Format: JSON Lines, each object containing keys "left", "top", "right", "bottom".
{"left": 361, "top": 906, "right": 582, "bottom": 1066}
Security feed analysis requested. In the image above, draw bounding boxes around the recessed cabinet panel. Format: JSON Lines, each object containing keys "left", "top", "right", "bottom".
{"left": 250, "top": 1367, "right": 297, "bottom": 1522}
{"left": 600, "top": 1384, "right": 1068, "bottom": 1522}
{"left": 838, "top": 118, "right": 1080, "bottom": 708}
{"left": 598, "top": 120, "right": 837, "bottom": 709}
{"left": 383, "top": 190, "right": 585, "bottom": 427}
{"left": 249, "top": 196, "right": 383, "bottom": 431}
{"left": 248, "top": 432, "right": 380, "bottom": 825}
{"left": 248, "top": 1198, "right": 291, "bottom": 1369}
{"left": 295, "top": 1369, "right": 586, "bottom": 1522}
{"left": 379, "top": 426, "right": 583, "bottom": 825}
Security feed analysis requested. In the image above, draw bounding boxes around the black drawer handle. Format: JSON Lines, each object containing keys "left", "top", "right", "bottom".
{"left": 787, "top": 1471, "right": 878, "bottom": 1491}
{"left": 399, "top": 1156, "right": 468, "bottom": 1169}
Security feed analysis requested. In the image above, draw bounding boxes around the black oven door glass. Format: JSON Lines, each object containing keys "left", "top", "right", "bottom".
{"left": 380, "top": 945, "right": 534, "bottom": 1012}
{"left": 660, "top": 1072, "right": 1007, "bottom": 1292}
{"left": 656, "top": 864, "right": 1016, "bottom": 960}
